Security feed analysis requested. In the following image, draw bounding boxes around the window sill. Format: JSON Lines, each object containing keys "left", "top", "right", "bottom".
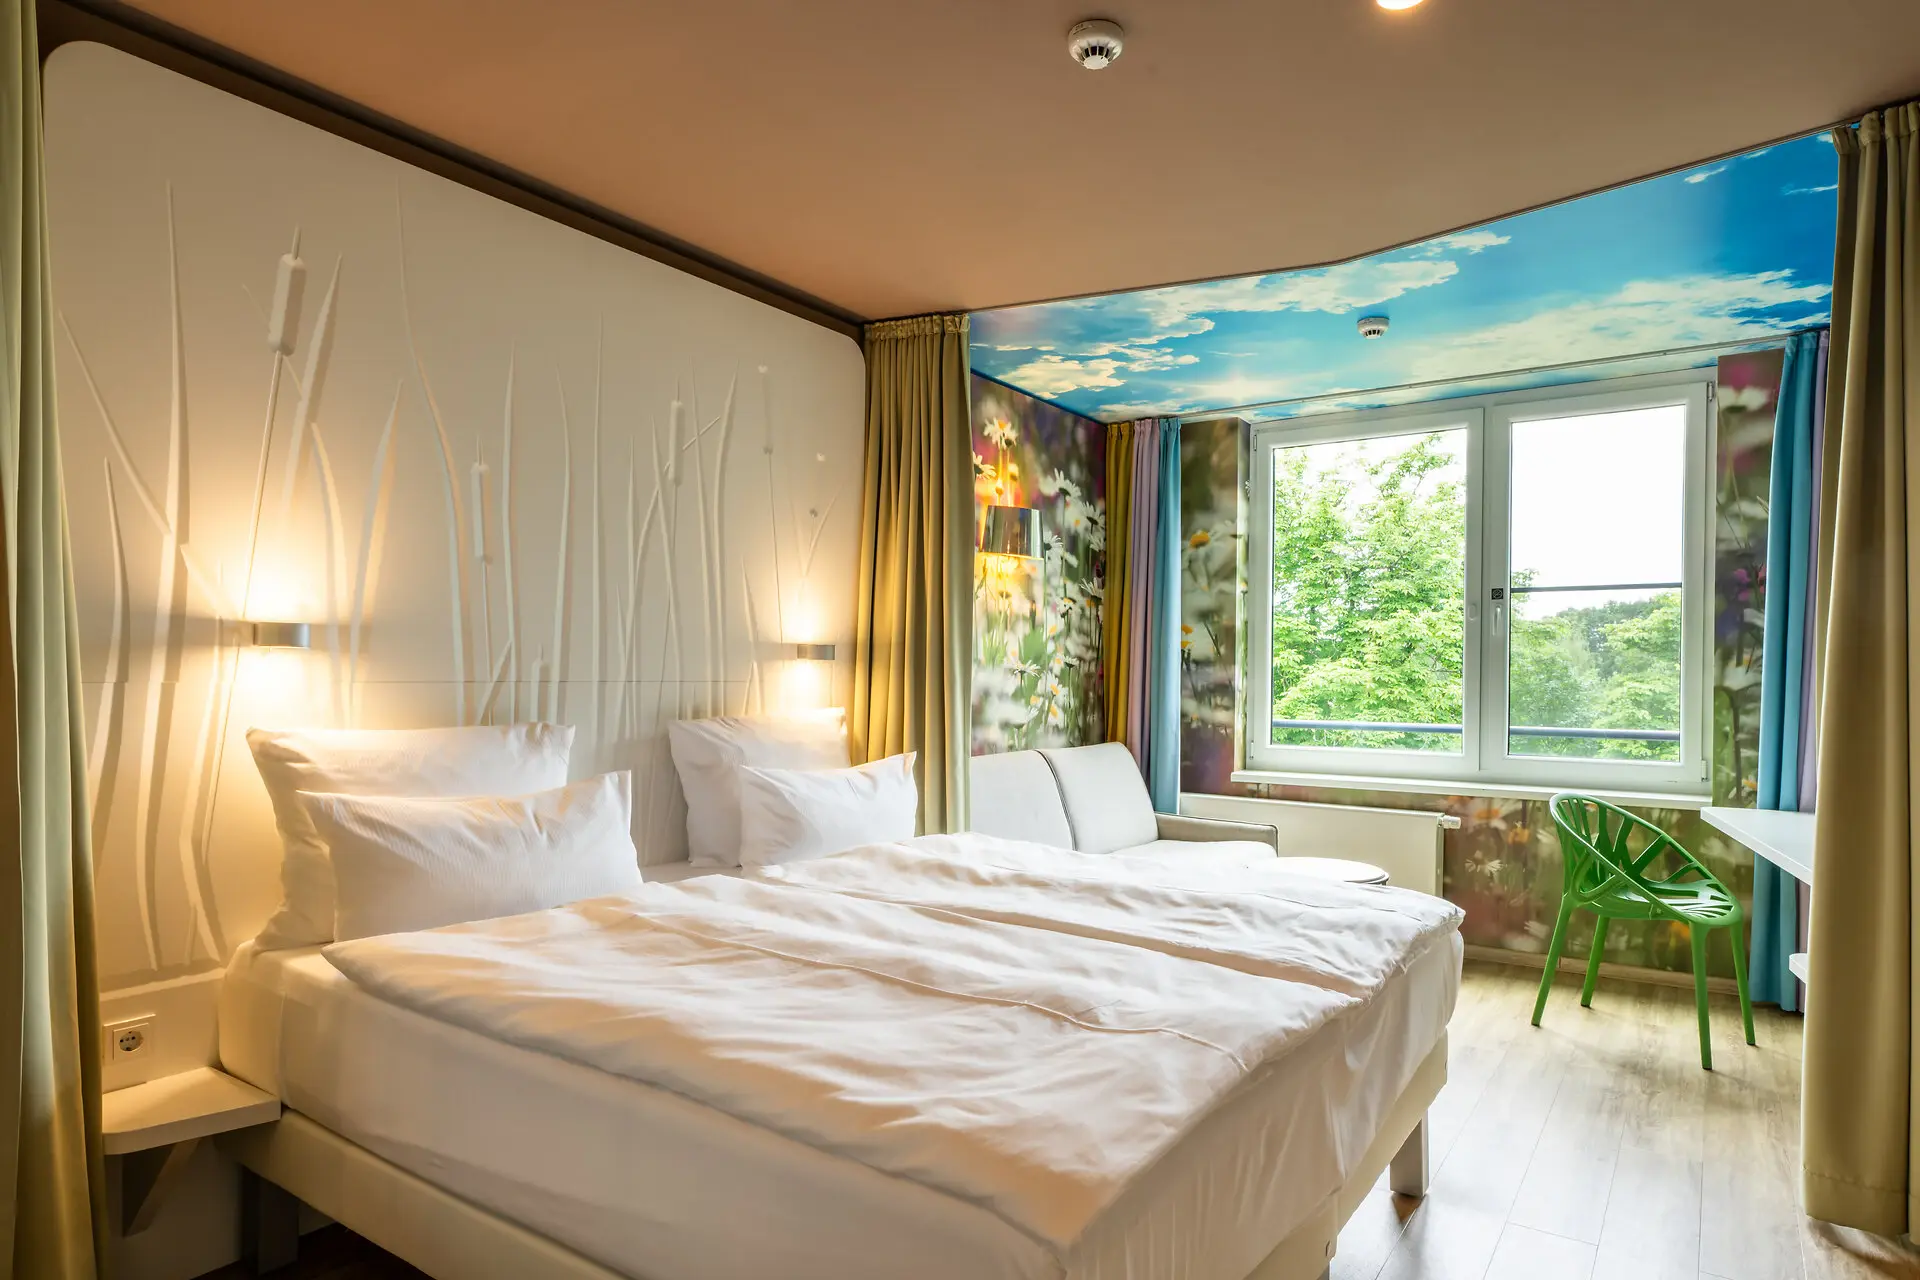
{"left": 1229, "top": 769, "right": 1712, "bottom": 811}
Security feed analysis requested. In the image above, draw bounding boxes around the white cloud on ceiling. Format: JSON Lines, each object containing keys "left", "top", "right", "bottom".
{"left": 1003, "top": 336, "right": 1203, "bottom": 395}
{"left": 1683, "top": 165, "right": 1729, "bottom": 184}
{"left": 1413, "top": 229, "right": 1512, "bottom": 256}
{"left": 1139, "top": 256, "right": 1463, "bottom": 329}
{"left": 1000, "top": 354, "right": 1128, "bottom": 396}
{"left": 1785, "top": 183, "right": 1838, "bottom": 195}
{"left": 1407, "top": 271, "right": 1830, "bottom": 380}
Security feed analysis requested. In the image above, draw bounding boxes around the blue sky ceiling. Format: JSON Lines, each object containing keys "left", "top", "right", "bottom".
{"left": 970, "top": 137, "right": 1838, "bottom": 424}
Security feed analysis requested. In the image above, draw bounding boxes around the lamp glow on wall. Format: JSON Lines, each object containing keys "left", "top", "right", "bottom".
{"left": 780, "top": 640, "right": 836, "bottom": 710}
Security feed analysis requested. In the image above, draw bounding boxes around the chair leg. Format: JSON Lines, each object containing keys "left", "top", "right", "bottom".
{"left": 1689, "top": 925, "right": 1713, "bottom": 1071}
{"left": 1581, "top": 915, "right": 1609, "bottom": 1008}
{"left": 1728, "top": 922, "right": 1757, "bottom": 1046}
{"left": 1532, "top": 897, "right": 1575, "bottom": 1027}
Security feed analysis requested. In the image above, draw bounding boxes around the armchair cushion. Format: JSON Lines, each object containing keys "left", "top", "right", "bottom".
{"left": 1039, "top": 743, "right": 1159, "bottom": 855}
{"left": 1153, "top": 813, "right": 1281, "bottom": 851}
{"left": 967, "top": 750, "right": 1074, "bottom": 849}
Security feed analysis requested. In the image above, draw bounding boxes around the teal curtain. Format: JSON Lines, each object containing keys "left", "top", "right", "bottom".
{"left": 1145, "top": 420, "right": 1181, "bottom": 811}
{"left": 1750, "top": 330, "right": 1822, "bottom": 1012}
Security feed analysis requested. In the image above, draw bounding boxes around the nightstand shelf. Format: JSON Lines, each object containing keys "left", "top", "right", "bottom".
{"left": 103, "top": 1067, "right": 280, "bottom": 1235}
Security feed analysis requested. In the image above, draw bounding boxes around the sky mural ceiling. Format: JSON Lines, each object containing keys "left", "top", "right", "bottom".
{"left": 971, "top": 136, "right": 1838, "bottom": 424}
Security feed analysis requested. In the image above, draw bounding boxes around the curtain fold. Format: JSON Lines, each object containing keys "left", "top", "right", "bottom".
{"left": 1802, "top": 102, "right": 1919, "bottom": 1236}
{"left": 1145, "top": 422, "right": 1181, "bottom": 811}
{"left": 1751, "top": 329, "right": 1822, "bottom": 1013}
{"left": 1, "top": 0, "right": 110, "bottom": 1270}
{"left": 851, "top": 314, "right": 973, "bottom": 835}
{"left": 1102, "top": 421, "right": 1136, "bottom": 748}
{"left": 1103, "top": 419, "right": 1181, "bottom": 810}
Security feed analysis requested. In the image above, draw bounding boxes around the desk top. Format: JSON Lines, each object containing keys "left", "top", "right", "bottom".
{"left": 1700, "top": 806, "right": 1814, "bottom": 886}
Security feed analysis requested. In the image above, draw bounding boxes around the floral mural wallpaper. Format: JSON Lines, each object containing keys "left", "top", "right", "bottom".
{"left": 971, "top": 375, "right": 1107, "bottom": 753}
{"left": 1176, "top": 353, "right": 1789, "bottom": 979}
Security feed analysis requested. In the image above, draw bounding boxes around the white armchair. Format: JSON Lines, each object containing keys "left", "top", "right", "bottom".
{"left": 968, "top": 742, "right": 1278, "bottom": 863}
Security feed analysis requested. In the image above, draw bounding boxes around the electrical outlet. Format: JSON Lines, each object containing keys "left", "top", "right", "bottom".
{"left": 104, "top": 1015, "right": 154, "bottom": 1064}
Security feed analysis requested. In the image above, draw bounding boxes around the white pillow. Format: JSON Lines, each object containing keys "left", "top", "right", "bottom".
{"left": 248, "top": 723, "right": 574, "bottom": 948}
{"left": 666, "top": 710, "right": 849, "bottom": 867}
{"left": 304, "top": 772, "right": 640, "bottom": 942}
{"left": 736, "top": 753, "right": 918, "bottom": 868}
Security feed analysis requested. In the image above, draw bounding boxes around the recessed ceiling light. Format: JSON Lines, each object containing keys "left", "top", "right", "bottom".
{"left": 1377, "top": 0, "right": 1426, "bottom": 9}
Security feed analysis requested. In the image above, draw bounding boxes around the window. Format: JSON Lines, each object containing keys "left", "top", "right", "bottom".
{"left": 1248, "top": 375, "right": 1711, "bottom": 797}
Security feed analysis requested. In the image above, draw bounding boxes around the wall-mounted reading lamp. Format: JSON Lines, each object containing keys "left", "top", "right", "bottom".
{"left": 249, "top": 621, "right": 312, "bottom": 650}
{"left": 978, "top": 505, "right": 1042, "bottom": 559}
{"left": 792, "top": 643, "right": 836, "bottom": 662}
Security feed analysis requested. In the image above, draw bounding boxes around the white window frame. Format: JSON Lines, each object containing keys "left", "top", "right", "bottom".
{"left": 1245, "top": 371, "right": 1714, "bottom": 799}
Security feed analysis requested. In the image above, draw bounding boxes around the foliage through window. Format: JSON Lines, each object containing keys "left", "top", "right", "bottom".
{"left": 1249, "top": 378, "right": 1711, "bottom": 795}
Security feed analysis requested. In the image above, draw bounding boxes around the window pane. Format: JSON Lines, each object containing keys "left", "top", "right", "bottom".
{"left": 1506, "top": 403, "right": 1686, "bottom": 763}
{"left": 1508, "top": 584, "right": 1682, "bottom": 762}
{"left": 1510, "top": 405, "right": 1686, "bottom": 588}
{"left": 1269, "top": 430, "right": 1467, "bottom": 754}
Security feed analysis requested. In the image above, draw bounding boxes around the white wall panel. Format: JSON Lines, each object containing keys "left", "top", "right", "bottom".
{"left": 47, "top": 43, "right": 865, "bottom": 993}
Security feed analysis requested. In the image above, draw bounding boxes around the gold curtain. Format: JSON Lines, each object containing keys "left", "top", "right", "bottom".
{"left": 1101, "top": 421, "right": 1136, "bottom": 745}
{"left": 0, "top": 0, "right": 110, "bottom": 1273}
{"left": 850, "top": 315, "right": 973, "bottom": 834}
{"left": 1803, "top": 101, "right": 1919, "bottom": 1236}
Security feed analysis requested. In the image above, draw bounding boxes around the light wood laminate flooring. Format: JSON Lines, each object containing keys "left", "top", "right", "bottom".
{"left": 1336, "top": 961, "right": 1917, "bottom": 1280}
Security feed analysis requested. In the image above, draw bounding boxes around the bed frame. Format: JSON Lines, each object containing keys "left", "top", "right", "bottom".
{"left": 219, "top": 1035, "right": 1445, "bottom": 1280}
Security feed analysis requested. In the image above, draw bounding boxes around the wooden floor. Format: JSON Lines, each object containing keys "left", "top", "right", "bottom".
{"left": 1337, "top": 961, "right": 1917, "bottom": 1280}
{"left": 200, "top": 962, "right": 1916, "bottom": 1280}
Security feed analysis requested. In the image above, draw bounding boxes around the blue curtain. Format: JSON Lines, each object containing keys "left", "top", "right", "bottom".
{"left": 1145, "top": 420, "right": 1182, "bottom": 810}
{"left": 1750, "top": 330, "right": 1821, "bottom": 1012}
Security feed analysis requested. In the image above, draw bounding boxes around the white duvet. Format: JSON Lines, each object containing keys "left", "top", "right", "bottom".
{"left": 324, "top": 835, "right": 1462, "bottom": 1262}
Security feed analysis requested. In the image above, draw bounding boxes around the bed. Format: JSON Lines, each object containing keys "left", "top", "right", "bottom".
{"left": 216, "top": 837, "right": 1461, "bottom": 1280}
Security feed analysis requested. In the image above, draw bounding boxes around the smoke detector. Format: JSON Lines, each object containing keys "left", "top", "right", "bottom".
{"left": 1068, "top": 19, "right": 1125, "bottom": 70}
{"left": 1357, "top": 315, "right": 1390, "bottom": 339}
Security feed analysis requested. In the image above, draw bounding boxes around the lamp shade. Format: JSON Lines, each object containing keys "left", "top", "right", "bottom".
{"left": 249, "top": 621, "right": 311, "bottom": 649}
{"left": 978, "top": 505, "right": 1042, "bottom": 559}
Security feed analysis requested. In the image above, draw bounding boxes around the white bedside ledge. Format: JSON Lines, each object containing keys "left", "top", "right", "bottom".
{"left": 103, "top": 1067, "right": 280, "bottom": 1237}
{"left": 103, "top": 1066, "right": 279, "bottom": 1155}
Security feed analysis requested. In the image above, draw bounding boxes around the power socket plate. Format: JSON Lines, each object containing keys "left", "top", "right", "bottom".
{"left": 104, "top": 1014, "right": 154, "bottom": 1064}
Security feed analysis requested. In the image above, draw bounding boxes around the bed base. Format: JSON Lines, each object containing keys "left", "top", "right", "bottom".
{"left": 220, "top": 1034, "right": 1446, "bottom": 1280}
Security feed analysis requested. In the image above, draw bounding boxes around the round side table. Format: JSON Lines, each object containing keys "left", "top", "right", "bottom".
{"left": 1276, "top": 856, "right": 1390, "bottom": 886}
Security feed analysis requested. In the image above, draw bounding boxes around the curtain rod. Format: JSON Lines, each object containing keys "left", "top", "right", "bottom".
{"left": 1177, "top": 328, "right": 1823, "bottom": 423}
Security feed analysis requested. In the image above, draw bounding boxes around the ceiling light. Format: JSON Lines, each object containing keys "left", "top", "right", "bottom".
{"left": 1067, "top": 19, "right": 1125, "bottom": 70}
{"left": 1377, "top": 0, "right": 1426, "bottom": 9}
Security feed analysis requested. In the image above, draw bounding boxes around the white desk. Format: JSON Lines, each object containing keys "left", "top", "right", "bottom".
{"left": 1700, "top": 806, "right": 1815, "bottom": 885}
{"left": 1701, "top": 805, "right": 1814, "bottom": 986}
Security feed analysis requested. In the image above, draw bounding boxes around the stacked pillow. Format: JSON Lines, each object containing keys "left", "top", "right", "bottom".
{"left": 249, "top": 724, "right": 639, "bottom": 947}
{"left": 666, "top": 711, "right": 918, "bottom": 868}
{"left": 247, "top": 710, "right": 921, "bottom": 946}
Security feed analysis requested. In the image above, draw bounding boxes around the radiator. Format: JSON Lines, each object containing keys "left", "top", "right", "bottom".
{"left": 1178, "top": 792, "right": 1458, "bottom": 897}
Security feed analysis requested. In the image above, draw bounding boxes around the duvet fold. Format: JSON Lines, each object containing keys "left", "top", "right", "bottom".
{"left": 763, "top": 834, "right": 1465, "bottom": 999}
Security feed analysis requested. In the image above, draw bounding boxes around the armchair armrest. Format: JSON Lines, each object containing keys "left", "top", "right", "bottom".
{"left": 1154, "top": 813, "right": 1280, "bottom": 852}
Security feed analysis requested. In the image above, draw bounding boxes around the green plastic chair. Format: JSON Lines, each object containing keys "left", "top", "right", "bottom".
{"left": 1532, "top": 793, "right": 1754, "bottom": 1070}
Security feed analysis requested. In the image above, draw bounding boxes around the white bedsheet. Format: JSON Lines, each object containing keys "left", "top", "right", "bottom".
{"left": 221, "top": 847, "right": 1462, "bottom": 1280}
